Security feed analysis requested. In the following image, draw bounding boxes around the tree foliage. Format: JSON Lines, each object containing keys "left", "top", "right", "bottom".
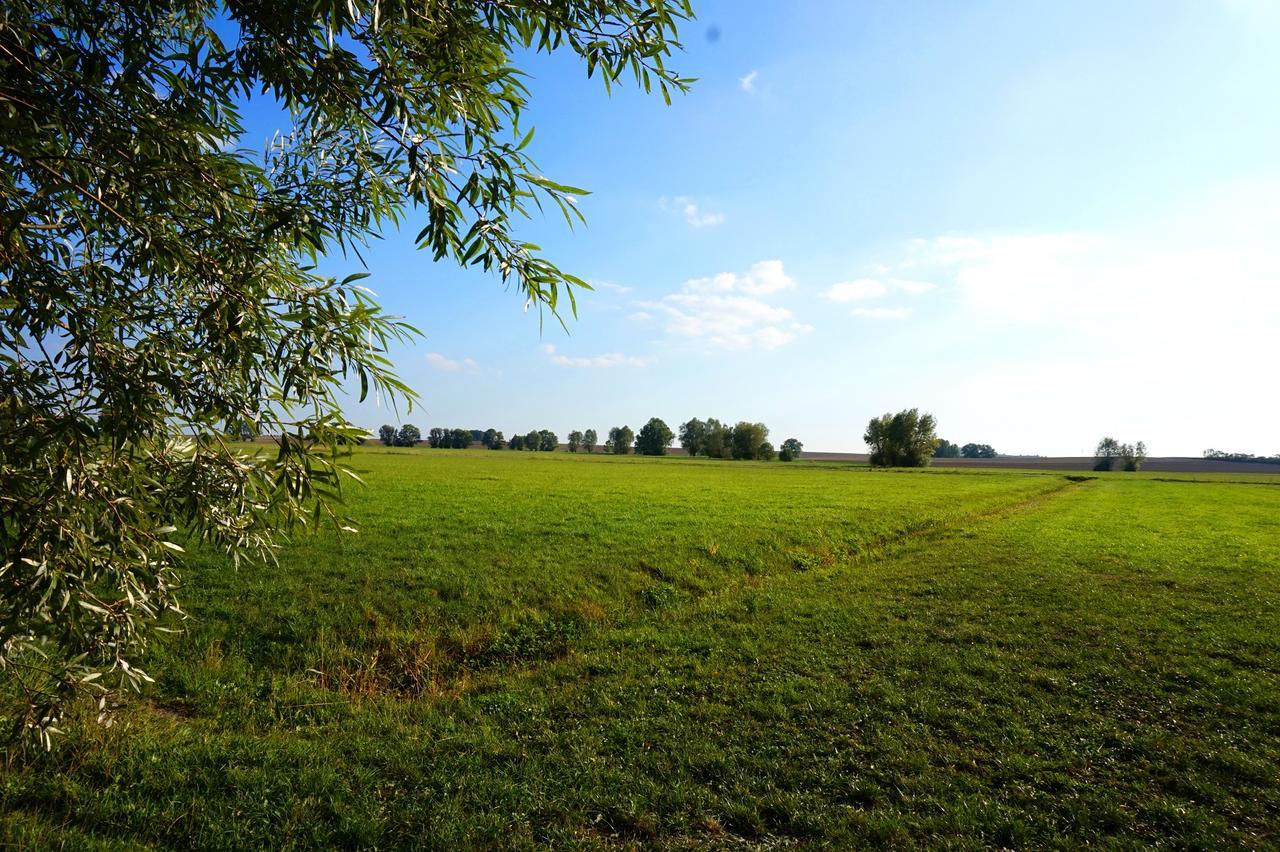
{"left": 607, "top": 426, "right": 633, "bottom": 455}
{"left": 730, "top": 422, "right": 770, "bottom": 460}
{"left": 779, "top": 438, "right": 803, "bottom": 462}
{"left": 678, "top": 418, "right": 706, "bottom": 456}
{"left": 0, "top": 0, "right": 691, "bottom": 742}
{"left": 1093, "top": 437, "right": 1122, "bottom": 471}
{"left": 864, "top": 409, "right": 939, "bottom": 467}
{"left": 1203, "top": 449, "right": 1280, "bottom": 465}
{"left": 583, "top": 428, "right": 598, "bottom": 454}
{"left": 379, "top": 425, "right": 397, "bottom": 446}
{"left": 635, "top": 418, "right": 674, "bottom": 456}
{"left": 676, "top": 417, "right": 773, "bottom": 460}
{"left": 933, "top": 439, "right": 960, "bottom": 458}
{"left": 702, "top": 418, "right": 732, "bottom": 459}
{"left": 1121, "top": 441, "right": 1147, "bottom": 472}
{"left": 395, "top": 424, "right": 422, "bottom": 447}
{"left": 567, "top": 430, "right": 583, "bottom": 453}
{"left": 1096, "top": 437, "right": 1147, "bottom": 471}
{"left": 961, "top": 443, "right": 996, "bottom": 459}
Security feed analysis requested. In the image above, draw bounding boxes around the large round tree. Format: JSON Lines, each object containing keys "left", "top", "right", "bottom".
{"left": 0, "top": 0, "right": 691, "bottom": 743}
{"left": 864, "top": 409, "right": 940, "bottom": 467}
{"left": 635, "top": 417, "right": 674, "bottom": 456}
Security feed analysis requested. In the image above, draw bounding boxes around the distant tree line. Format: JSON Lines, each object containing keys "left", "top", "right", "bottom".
{"left": 378, "top": 425, "right": 578, "bottom": 451}
{"left": 387, "top": 416, "right": 805, "bottom": 462}
{"left": 675, "top": 418, "right": 803, "bottom": 461}
{"left": 565, "top": 418, "right": 786, "bottom": 459}
{"left": 509, "top": 429, "right": 558, "bottom": 452}
{"left": 1203, "top": 449, "right": 1280, "bottom": 465}
{"left": 379, "top": 424, "right": 421, "bottom": 447}
{"left": 933, "top": 440, "right": 997, "bottom": 459}
{"left": 374, "top": 425, "right": 566, "bottom": 452}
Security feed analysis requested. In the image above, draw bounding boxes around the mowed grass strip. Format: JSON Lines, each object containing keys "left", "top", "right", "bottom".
{"left": 2, "top": 455, "right": 1277, "bottom": 849}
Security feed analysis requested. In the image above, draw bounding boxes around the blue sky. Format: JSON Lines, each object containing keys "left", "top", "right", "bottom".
{"left": 283, "top": 1, "right": 1279, "bottom": 455}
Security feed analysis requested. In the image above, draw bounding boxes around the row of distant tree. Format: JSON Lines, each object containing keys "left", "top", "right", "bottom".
{"left": 1203, "top": 449, "right": 1280, "bottom": 465}
{"left": 378, "top": 424, "right": 547, "bottom": 450}
{"left": 860, "top": 410, "right": 1154, "bottom": 472}
{"left": 933, "top": 440, "right": 997, "bottom": 459}
{"left": 676, "top": 418, "right": 803, "bottom": 461}
{"left": 583, "top": 418, "right": 803, "bottom": 460}
{"left": 376, "top": 418, "right": 805, "bottom": 460}
{"left": 378, "top": 413, "right": 1170, "bottom": 472}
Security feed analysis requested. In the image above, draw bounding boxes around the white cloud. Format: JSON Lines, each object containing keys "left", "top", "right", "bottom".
{"left": 426, "top": 352, "right": 479, "bottom": 372}
{"left": 541, "top": 344, "right": 647, "bottom": 369}
{"left": 916, "top": 233, "right": 1107, "bottom": 321}
{"left": 891, "top": 278, "right": 936, "bottom": 295}
{"left": 868, "top": 177, "right": 1280, "bottom": 379}
{"left": 812, "top": 180, "right": 1279, "bottom": 456}
{"left": 635, "top": 260, "right": 810, "bottom": 350}
{"left": 850, "top": 307, "right": 910, "bottom": 320}
{"left": 660, "top": 195, "right": 724, "bottom": 228}
{"left": 590, "top": 280, "right": 632, "bottom": 294}
{"left": 905, "top": 225, "right": 1264, "bottom": 325}
{"left": 739, "top": 70, "right": 759, "bottom": 94}
{"left": 685, "top": 259, "right": 795, "bottom": 296}
{"left": 826, "top": 279, "right": 887, "bottom": 301}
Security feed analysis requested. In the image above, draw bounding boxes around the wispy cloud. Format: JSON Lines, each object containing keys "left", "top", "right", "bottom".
{"left": 426, "top": 352, "right": 479, "bottom": 372}
{"left": 739, "top": 70, "right": 759, "bottom": 94}
{"left": 590, "top": 280, "right": 632, "bottom": 294}
{"left": 634, "top": 260, "right": 811, "bottom": 350}
{"left": 899, "top": 181, "right": 1280, "bottom": 456}
{"left": 891, "top": 278, "right": 935, "bottom": 295}
{"left": 660, "top": 195, "right": 724, "bottom": 228}
{"left": 850, "top": 307, "right": 910, "bottom": 320}
{"left": 825, "top": 277, "right": 934, "bottom": 302}
{"left": 921, "top": 233, "right": 1103, "bottom": 321}
{"left": 825, "top": 279, "right": 887, "bottom": 301}
{"left": 871, "top": 180, "right": 1280, "bottom": 331}
{"left": 542, "top": 344, "right": 647, "bottom": 368}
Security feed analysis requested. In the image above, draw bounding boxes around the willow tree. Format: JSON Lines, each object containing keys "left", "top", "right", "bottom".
{"left": 865, "top": 409, "right": 939, "bottom": 468}
{"left": 0, "top": 0, "right": 691, "bottom": 744}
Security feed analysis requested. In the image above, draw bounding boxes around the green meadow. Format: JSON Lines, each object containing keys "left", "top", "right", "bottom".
{"left": 3, "top": 449, "right": 1278, "bottom": 849}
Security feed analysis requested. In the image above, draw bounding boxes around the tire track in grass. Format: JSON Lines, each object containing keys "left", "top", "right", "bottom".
{"left": 655, "top": 474, "right": 1096, "bottom": 624}
{"left": 260, "top": 473, "right": 1090, "bottom": 707}
{"left": 454, "top": 474, "right": 1095, "bottom": 695}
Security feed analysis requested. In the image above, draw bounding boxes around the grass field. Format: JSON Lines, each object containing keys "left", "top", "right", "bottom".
{"left": 3, "top": 449, "right": 1279, "bottom": 848}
